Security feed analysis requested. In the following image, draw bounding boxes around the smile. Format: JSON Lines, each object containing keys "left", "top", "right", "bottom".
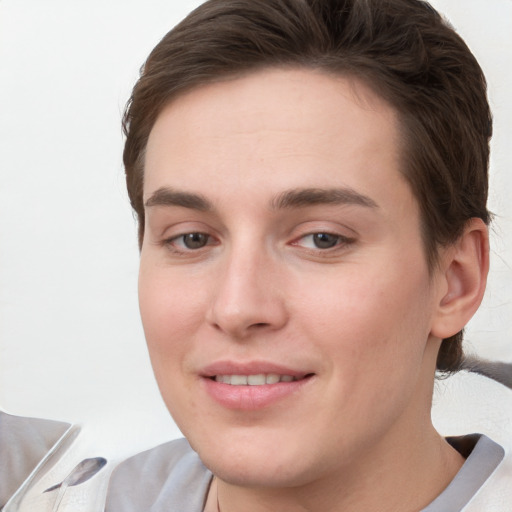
{"left": 203, "top": 369, "right": 314, "bottom": 410}
{"left": 213, "top": 374, "right": 299, "bottom": 385}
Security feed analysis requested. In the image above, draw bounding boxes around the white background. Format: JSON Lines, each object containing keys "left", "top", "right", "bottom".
{"left": 0, "top": 1, "right": 511, "bottom": 461}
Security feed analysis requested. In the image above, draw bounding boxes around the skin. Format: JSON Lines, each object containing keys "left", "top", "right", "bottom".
{"left": 139, "top": 68, "right": 476, "bottom": 511}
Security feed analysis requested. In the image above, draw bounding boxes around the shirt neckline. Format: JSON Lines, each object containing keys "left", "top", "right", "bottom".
{"left": 421, "top": 434, "right": 504, "bottom": 512}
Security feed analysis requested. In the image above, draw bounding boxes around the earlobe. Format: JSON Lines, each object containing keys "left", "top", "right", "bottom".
{"left": 431, "top": 218, "right": 489, "bottom": 339}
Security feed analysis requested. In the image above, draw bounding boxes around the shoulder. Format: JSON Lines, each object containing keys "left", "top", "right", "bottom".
{"left": 0, "top": 411, "right": 72, "bottom": 468}
{"left": 0, "top": 410, "right": 72, "bottom": 508}
{"left": 431, "top": 372, "right": 512, "bottom": 510}
{"left": 105, "top": 437, "right": 212, "bottom": 512}
{"left": 422, "top": 434, "right": 508, "bottom": 512}
{"left": 462, "top": 439, "right": 512, "bottom": 511}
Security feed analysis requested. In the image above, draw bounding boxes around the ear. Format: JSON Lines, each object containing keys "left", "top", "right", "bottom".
{"left": 430, "top": 218, "right": 489, "bottom": 339}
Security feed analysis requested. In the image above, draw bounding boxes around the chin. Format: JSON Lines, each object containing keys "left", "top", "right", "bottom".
{"left": 205, "top": 455, "right": 313, "bottom": 489}
{"left": 188, "top": 428, "right": 327, "bottom": 489}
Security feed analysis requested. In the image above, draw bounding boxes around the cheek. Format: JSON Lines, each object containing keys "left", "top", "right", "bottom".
{"left": 138, "top": 267, "right": 207, "bottom": 422}
{"left": 298, "top": 263, "right": 433, "bottom": 378}
{"left": 138, "top": 265, "right": 203, "bottom": 368}
{"left": 300, "top": 269, "right": 434, "bottom": 443}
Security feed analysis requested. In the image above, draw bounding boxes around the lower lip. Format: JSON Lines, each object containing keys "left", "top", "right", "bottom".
{"left": 202, "top": 376, "right": 313, "bottom": 410}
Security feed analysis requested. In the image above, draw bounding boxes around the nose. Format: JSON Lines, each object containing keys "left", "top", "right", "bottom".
{"left": 206, "top": 245, "right": 288, "bottom": 339}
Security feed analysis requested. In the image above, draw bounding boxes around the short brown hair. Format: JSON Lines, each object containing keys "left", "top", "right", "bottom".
{"left": 123, "top": 0, "right": 492, "bottom": 372}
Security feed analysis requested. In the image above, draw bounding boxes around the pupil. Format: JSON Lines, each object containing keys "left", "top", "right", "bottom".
{"left": 183, "top": 233, "right": 208, "bottom": 249}
{"left": 313, "top": 233, "right": 338, "bottom": 249}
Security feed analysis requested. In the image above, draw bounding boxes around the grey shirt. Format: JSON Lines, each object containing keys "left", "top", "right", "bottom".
{"left": 105, "top": 434, "right": 505, "bottom": 512}
{"left": 0, "top": 411, "right": 71, "bottom": 508}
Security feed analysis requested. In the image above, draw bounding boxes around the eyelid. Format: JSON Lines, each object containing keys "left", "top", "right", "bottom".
{"left": 162, "top": 231, "right": 219, "bottom": 252}
{"left": 291, "top": 231, "right": 355, "bottom": 249}
{"left": 288, "top": 219, "right": 357, "bottom": 241}
{"left": 153, "top": 220, "right": 220, "bottom": 256}
{"left": 152, "top": 218, "right": 215, "bottom": 240}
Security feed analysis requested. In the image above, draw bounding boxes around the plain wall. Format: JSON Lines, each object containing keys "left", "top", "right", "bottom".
{"left": 1, "top": 0, "right": 511, "bottom": 460}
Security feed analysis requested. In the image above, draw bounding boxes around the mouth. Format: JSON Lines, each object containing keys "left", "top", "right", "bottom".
{"left": 210, "top": 373, "right": 311, "bottom": 385}
{"left": 201, "top": 365, "right": 315, "bottom": 410}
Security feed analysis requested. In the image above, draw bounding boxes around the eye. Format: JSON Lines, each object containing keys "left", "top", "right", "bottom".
{"left": 166, "top": 232, "right": 212, "bottom": 251}
{"left": 310, "top": 233, "right": 340, "bottom": 249}
{"left": 181, "top": 233, "right": 210, "bottom": 249}
{"left": 294, "top": 232, "right": 353, "bottom": 250}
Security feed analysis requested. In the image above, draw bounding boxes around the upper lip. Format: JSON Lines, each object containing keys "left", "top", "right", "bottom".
{"left": 200, "top": 360, "right": 312, "bottom": 379}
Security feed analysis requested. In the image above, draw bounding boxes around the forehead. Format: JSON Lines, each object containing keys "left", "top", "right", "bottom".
{"left": 144, "top": 68, "right": 409, "bottom": 211}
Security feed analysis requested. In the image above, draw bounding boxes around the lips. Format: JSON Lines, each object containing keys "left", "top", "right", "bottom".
{"left": 213, "top": 373, "right": 299, "bottom": 385}
{"left": 201, "top": 360, "right": 310, "bottom": 379}
{"left": 200, "top": 361, "right": 314, "bottom": 410}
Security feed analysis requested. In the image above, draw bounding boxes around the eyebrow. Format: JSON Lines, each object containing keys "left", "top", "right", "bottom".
{"left": 145, "top": 188, "right": 213, "bottom": 211}
{"left": 144, "top": 186, "right": 378, "bottom": 211}
{"left": 271, "top": 187, "right": 378, "bottom": 210}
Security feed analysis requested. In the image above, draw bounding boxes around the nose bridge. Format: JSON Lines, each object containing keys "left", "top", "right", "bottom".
{"left": 207, "top": 235, "right": 287, "bottom": 338}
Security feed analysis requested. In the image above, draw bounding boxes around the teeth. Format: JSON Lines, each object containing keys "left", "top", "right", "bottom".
{"left": 231, "top": 375, "right": 248, "bottom": 385}
{"left": 214, "top": 374, "right": 298, "bottom": 385}
{"left": 266, "top": 373, "right": 280, "bottom": 384}
{"left": 248, "top": 374, "right": 266, "bottom": 385}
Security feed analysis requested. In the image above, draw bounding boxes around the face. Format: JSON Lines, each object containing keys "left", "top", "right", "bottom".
{"left": 139, "top": 69, "right": 445, "bottom": 488}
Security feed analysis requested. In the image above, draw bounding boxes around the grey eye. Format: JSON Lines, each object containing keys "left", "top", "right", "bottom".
{"left": 182, "top": 233, "right": 209, "bottom": 249}
{"left": 313, "top": 233, "right": 339, "bottom": 249}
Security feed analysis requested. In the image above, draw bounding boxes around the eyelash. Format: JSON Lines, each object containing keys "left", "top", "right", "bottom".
{"left": 162, "top": 232, "right": 216, "bottom": 254}
{"left": 161, "top": 230, "right": 355, "bottom": 256}
{"left": 291, "top": 232, "right": 355, "bottom": 252}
